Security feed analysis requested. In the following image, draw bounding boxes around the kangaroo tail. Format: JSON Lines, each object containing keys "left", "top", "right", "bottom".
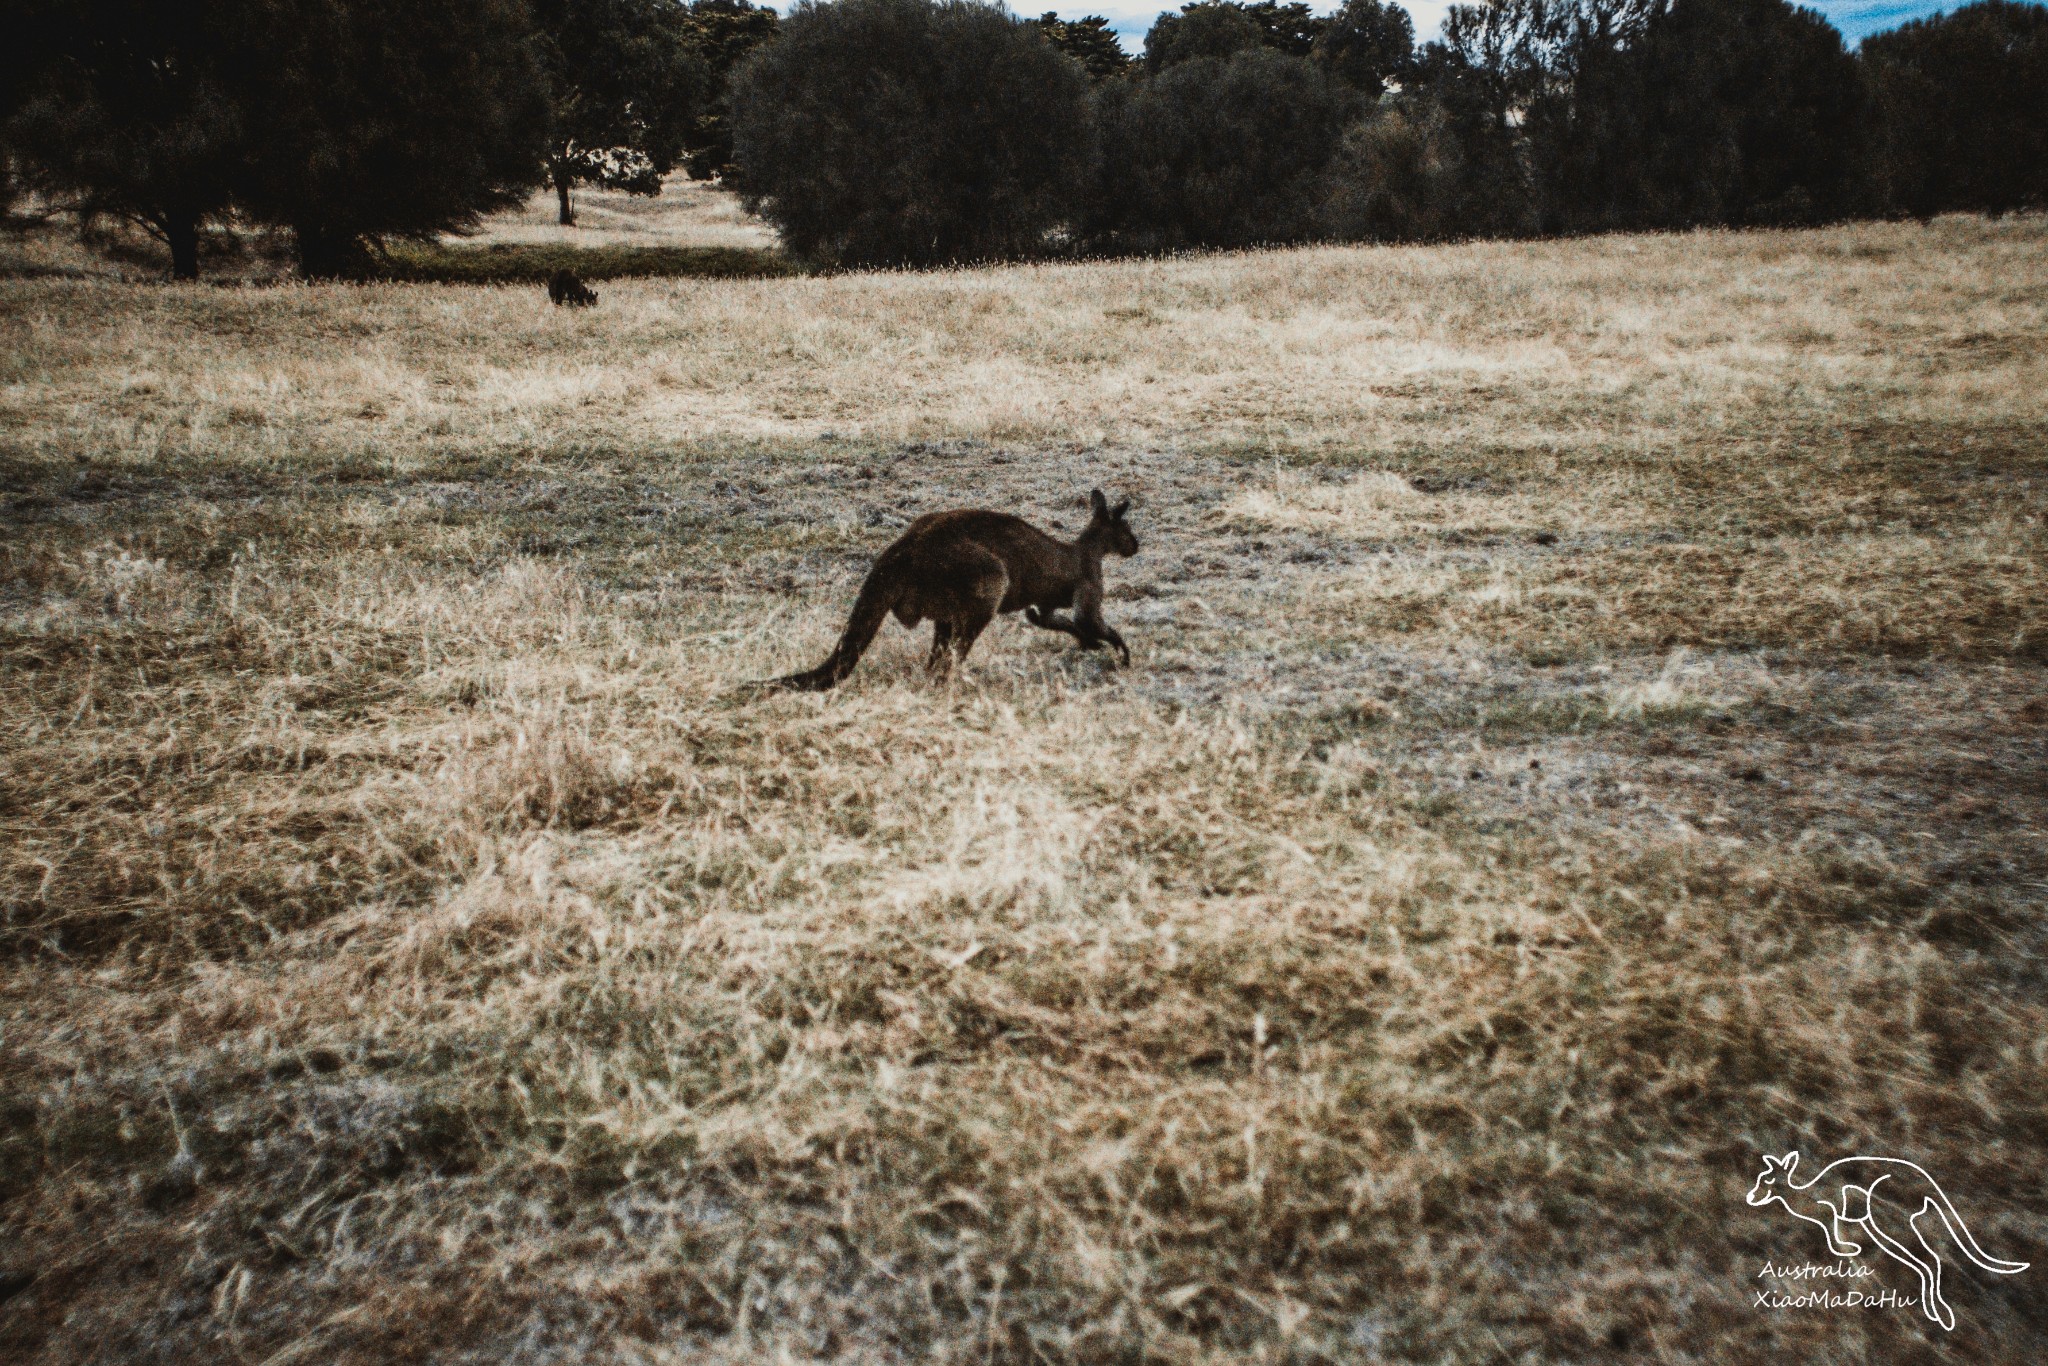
{"left": 1927, "top": 1190, "right": 2030, "bottom": 1274}
{"left": 763, "top": 569, "right": 894, "bottom": 692}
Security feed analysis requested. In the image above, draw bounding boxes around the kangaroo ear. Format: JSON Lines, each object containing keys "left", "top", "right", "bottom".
{"left": 1089, "top": 488, "right": 1108, "bottom": 516}
{"left": 1780, "top": 1151, "right": 1800, "bottom": 1173}
{"left": 1762, "top": 1155, "right": 1783, "bottom": 1173}
{"left": 1112, "top": 498, "right": 1130, "bottom": 518}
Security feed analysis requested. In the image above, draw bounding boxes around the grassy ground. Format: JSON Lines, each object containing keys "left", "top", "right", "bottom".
{"left": 1, "top": 212, "right": 2045, "bottom": 1364}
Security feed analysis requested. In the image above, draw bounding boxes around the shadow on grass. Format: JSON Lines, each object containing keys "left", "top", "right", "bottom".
{"left": 371, "top": 240, "right": 803, "bottom": 284}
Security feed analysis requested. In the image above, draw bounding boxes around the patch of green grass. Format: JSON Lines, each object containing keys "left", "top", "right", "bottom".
{"left": 372, "top": 240, "right": 803, "bottom": 285}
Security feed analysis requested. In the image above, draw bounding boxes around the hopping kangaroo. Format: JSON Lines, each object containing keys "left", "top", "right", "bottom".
{"left": 766, "top": 488, "right": 1139, "bottom": 691}
{"left": 1748, "top": 1151, "right": 2028, "bottom": 1329}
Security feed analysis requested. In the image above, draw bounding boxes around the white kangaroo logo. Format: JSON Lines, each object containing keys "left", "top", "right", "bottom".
{"left": 1747, "top": 1151, "right": 2028, "bottom": 1330}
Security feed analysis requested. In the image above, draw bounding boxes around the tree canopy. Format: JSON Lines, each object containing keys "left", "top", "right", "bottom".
{"left": 729, "top": 0, "right": 1093, "bottom": 267}
{"left": 531, "top": 0, "right": 706, "bottom": 225}
{"left": 679, "top": 0, "right": 780, "bottom": 182}
{"left": 1864, "top": 0, "right": 2048, "bottom": 217}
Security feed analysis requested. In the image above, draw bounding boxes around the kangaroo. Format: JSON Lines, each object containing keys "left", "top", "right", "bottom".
{"left": 765, "top": 488, "right": 1139, "bottom": 691}
{"left": 547, "top": 268, "right": 597, "bottom": 307}
{"left": 1747, "top": 1151, "right": 2029, "bottom": 1330}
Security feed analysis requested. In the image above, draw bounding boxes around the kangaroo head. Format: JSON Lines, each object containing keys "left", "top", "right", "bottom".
{"left": 1087, "top": 488, "right": 1139, "bottom": 557}
{"left": 1746, "top": 1151, "right": 1801, "bottom": 1206}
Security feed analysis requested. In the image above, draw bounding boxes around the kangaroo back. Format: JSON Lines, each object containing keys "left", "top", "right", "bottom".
{"left": 768, "top": 563, "right": 896, "bottom": 691}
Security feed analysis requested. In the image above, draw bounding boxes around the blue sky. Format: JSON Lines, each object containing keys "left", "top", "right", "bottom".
{"left": 780, "top": 2, "right": 1985, "bottom": 57}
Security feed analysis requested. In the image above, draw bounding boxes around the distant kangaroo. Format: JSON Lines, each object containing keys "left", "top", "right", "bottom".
{"left": 1748, "top": 1151, "right": 2029, "bottom": 1330}
{"left": 764, "top": 489, "right": 1139, "bottom": 691}
{"left": 547, "top": 268, "right": 597, "bottom": 307}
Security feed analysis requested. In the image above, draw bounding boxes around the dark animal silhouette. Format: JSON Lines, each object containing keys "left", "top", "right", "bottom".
{"left": 547, "top": 268, "right": 597, "bottom": 306}
{"left": 766, "top": 489, "right": 1139, "bottom": 691}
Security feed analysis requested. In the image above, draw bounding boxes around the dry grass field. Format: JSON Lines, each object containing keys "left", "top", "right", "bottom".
{"left": 2, "top": 205, "right": 2046, "bottom": 1364}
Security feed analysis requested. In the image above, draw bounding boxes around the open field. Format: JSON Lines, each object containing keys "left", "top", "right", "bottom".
{"left": 2, "top": 211, "right": 2046, "bottom": 1363}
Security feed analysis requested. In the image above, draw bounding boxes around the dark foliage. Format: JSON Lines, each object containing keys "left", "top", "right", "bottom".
{"left": 1033, "top": 13, "right": 1134, "bottom": 80}
{"left": 1094, "top": 46, "right": 1354, "bottom": 250}
{"left": 1145, "top": 1, "right": 1326, "bottom": 71}
{"left": 228, "top": 0, "right": 551, "bottom": 276}
{"left": 1864, "top": 0, "right": 2048, "bottom": 217}
{"left": 729, "top": 0, "right": 1092, "bottom": 267}
{"left": 5, "top": 0, "right": 244, "bottom": 277}
{"left": 532, "top": 0, "right": 706, "bottom": 225}
{"left": 680, "top": 0, "right": 780, "bottom": 181}
{"left": 1319, "top": 97, "right": 1468, "bottom": 241}
{"left": 1552, "top": 0, "right": 1872, "bottom": 230}
{"left": 1397, "top": 0, "right": 1554, "bottom": 239}
{"left": 1313, "top": 0, "right": 1416, "bottom": 99}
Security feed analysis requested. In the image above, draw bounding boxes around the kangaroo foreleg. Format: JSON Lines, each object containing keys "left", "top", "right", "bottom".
{"left": 1025, "top": 606, "right": 1130, "bottom": 666}
{"left": 1024, "top": 605, "right": 1081, "bottom": 636}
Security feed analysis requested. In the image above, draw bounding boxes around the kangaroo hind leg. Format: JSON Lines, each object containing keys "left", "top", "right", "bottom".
{"left": 926, "top": 548, "right": 1006, "bottom": 679}
{"left": 1866, "top": 1215, "right": 1952, "bottom": 1330}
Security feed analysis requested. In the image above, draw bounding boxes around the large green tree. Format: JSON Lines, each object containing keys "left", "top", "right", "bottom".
{"left": 1093, "top": 45, "right": 1354, "bottom": 250}
{"left": 532, "top": 0, "right": 705, "bottom": 224}
{"left": 1313, "top": 0, "right": 1415, "bottom": 99}
{"left": 729, "top": 0, "right": 1093, "bottom": 267}
{"left": 229, "top": 0, "right": 551, "bottom": 276}
{"left": 6, "top": 0, "right": 245, "bottom": 278}
{"left": 1032, "top": 12, "right": 1133, "bottom": 80}
{"left": 1864, "top": 0, "right": 2048, "bottom": 217}
{"left": 680, "top": 0, "right": 780, "bottom": 181}
{"left": 1144, "top": 1, "right": 1324, "bottom": 71}
{"left": 1549, "top": 0, "right": 1871, "bottom": 230}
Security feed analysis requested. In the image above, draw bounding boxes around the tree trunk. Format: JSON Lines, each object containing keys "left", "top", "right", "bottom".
{"left": 555, "top": 165, "right": 575, "bottom": 226}
{"left": 294, "top": 223, "right": 365, "bottom": 279}
{"left": 164, "top": 215, "right": 200, "bottom": 281}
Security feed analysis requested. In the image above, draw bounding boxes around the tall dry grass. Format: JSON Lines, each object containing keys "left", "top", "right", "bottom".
{"left": 2, "top": 212, "right": 2045, "bottom": 1364}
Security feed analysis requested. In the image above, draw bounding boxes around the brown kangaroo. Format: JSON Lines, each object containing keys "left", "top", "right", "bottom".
{"left": 766, "top": 489, "right": 1139, "bottom": 691}
{"left": 547, "top": 268, "right": 597, "bottom": 307}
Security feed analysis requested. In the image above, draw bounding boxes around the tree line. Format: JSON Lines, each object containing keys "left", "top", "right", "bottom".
{"left": 5, "top": 0, "right": 2045, "bottom": 278}
{"left": 3, "top": 0, "right": 778, "bottom": 277}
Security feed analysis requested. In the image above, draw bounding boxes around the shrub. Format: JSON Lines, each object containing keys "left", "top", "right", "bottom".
{"left": 1092, "top": 46, "right": 1354, "bottom": 252}
{"left": 1318, "top": 99, "right": 1467, "bottom": 242}
{"left": 729, "top": 0, "right": 1093, "bottom": 268}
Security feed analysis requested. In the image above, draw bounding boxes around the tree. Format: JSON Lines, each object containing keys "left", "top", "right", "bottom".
{"left": 1319, "top": 98, "right": 1467, "bottom": 240}
{"left": 532, "top": 0, "right": 705, "bottom": 225}
{"left": 1144, "top": 1, "right": 1324, "bottom": 71}
{"left": 1553, "top": 0, "right": 1871, "bottom": 230}
{"left": 1401, "top": 0, "right": 1555, "bottom": 238}
{"left": 1313, "top": 0, "right": 1415, "bottom": 100}
{"left": 1093, "top": 45, "right": 1354, "bottom": 250}
{"left": 679, "top": 0, "right": 779, "bottom": 181}
{"left": 1033, "top": 13, "right": 1133, "bottom": 80}
{"left": 5, "top": 0, "right": 244, "bottom": 278}
{"left": 1863, "top": 0, "right": 2048, "bottom": 217}
{"left": 229, "top": 0, "right": 551, "bottom": 276}
{"left": 729, "top": 0, "right": 1093, "bottom": 267}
